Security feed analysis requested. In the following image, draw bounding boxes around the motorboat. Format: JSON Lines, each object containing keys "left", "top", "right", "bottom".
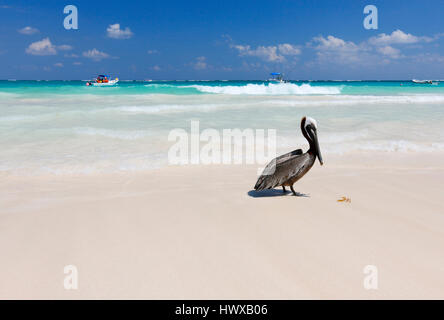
{"left": 412, "top": 79, "right": 433, "bottom": 84}
{"left": 268, "top": 72, "right": 287, "bottom": 83}
{"left": 86, "top": 75, "right": 119, "bottom": 86}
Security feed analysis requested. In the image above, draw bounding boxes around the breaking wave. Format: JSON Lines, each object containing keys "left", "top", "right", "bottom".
{"left": 182, "top": 83, "right": 342, "bottom": 95}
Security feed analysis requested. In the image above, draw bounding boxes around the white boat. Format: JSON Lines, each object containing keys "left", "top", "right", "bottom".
{"left": 92, "top": 79, "right": 119, "bottom": 86}
{"left": 412, "top": 79, "right": 432, "bottom": 84}
{"left": 86, "top": 75, "right": 119, "bottom": 86}
{"left": 268, "top": 72, "right": 287, "bottom": 83}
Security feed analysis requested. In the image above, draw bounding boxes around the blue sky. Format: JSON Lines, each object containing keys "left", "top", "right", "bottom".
{"left": 0, "top": 0, "right": 443, "bottom": 80}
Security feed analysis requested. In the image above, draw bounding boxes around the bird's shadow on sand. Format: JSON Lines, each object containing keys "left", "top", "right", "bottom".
{"left": 247, "top": 189, "right": 310, "bottom": 198}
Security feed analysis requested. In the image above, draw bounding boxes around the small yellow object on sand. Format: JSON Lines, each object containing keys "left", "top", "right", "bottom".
{"left": 337, "top": 196, "right": 351, "bottom": 203}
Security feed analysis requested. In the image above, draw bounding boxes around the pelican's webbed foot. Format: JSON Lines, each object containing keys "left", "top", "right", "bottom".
{"left": 289, "top": 185, "right": 310, "bottom": 197}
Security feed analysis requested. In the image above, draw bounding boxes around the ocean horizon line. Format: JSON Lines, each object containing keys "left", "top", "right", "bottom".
{"left": 2, "top": 79, "right": 443, "bottom": 82}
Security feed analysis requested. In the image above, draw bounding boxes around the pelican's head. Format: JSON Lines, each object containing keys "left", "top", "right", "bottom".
{"left": 302, "top": 116, "right": 323, "bottom": 166}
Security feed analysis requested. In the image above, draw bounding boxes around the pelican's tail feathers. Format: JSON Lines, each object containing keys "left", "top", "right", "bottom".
{"left": 254, "top": 175, "right": 271, "bottom": 191}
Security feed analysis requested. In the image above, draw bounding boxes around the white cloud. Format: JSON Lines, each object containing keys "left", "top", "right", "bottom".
{"left": 278, "top": 43, "right": 301, "bottom": 56}
{"left": 26, "top": 38, "right": 57, "bottom": 55}
{"left": 310, "top": 35, "right": 365, "bottom": 64}
{"left": 25, "top": 38, "right": 72, "bottom": 56}
{"left": 229, "top": 39, "right": 301, "bottom": 62}
{"left": 152, "top": 65, "right": 161, "bottom": 71}
{"left": 220, "top": 66, "right": 233, "bottom": 72}
{"left": 64, "top": 53, "right": 79, "bottom": 58}
{"left": 193, "top": 56, "right": 207, "bottom": 70}
{"left": 147, "top": 49, "right": 158, "bottom": 54}
{"left": 18, "top": 26, "right": 39, "bottom": 35}
{"left": 377, "top": 45, "right": 401, "bottom": 58}
{"left": 233, "top": 44, "right": 284, "bottom": 62}
{"left": 369, "top": 29, "right": 432, "bottom": 46}
{"left": 82, "top": 48, "right": 110, "bottom": 61}
{"left": 106, "top": 23, "right": 133, "bottom": 39}
{"left": 413, "top": 53, "right": 444, "bottom": 63}
{"left": 311, "top": 35, "right": 359, "bottom": 51}
{"left": 54, "top": 62, "right": 63, "bottom": 68}
{"left": 73, "top": 61, "right": 82, "bottom": 65}
{"left": 308, "top": 30, "right": 437, "bottom": 67}
{"left": 227, "top": 29, "right": 438, "bottom": 69}
{"left": 57, "top": 44, "right": 72, "bottom": 51}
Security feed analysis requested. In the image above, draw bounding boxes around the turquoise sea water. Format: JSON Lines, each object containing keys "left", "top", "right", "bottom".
{"left": 1, "top": 80, "right": 444, "bottom": 174}
{"left": 1, "top": 80, "right": 444, "bottom": 95}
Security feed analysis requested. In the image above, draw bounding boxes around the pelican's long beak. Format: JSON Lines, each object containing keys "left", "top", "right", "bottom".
{"left": 313, "top": 130, "right": 323, "bottom": 166}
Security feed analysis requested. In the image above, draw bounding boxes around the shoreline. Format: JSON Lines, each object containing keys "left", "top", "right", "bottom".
{"left": 1, "top": 151, "right": 443, "bottom": 179}
{"left": 1, "top": 152, "right": 444, "bottom": 299}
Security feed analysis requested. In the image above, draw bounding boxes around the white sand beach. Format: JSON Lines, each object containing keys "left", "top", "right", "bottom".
{"left": 1, "top": 152, "right": 443, "bottom": 299}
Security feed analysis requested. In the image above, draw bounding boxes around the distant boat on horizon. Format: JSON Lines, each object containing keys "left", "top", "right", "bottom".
{"left": 268, "top": 72, "right": 288, "bottom": 83}
{"left": 412, "top": 79, "right": 433, "bottom": 84}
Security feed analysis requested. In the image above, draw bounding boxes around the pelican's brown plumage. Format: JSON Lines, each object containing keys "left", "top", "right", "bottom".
{"left": 254, "top": 116, "right": 323, "bottom": 196}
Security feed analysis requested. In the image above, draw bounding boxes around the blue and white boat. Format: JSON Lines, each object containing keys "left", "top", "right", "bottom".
{"left": 268, "top": 72, "right": 287, "bottom": 83}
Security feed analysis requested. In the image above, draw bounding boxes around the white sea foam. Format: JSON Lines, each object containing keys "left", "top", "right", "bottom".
{"left": 328, "top": 140, "right": 444, "bottom": 154}
{"left": 2, "top": 83, "right": 444, "bottom": 175}
{"left": 277, "top": 136, "right": 444, "bottom": 155}
{"left": 93, "top": 94, "right": 444, "bottom": 115}
{"left": 264, "top": 94, "right": 444, "bottom": 106}
{"left": 0, "top": 115, "right": 41, "bottom": 122}
{"left": 110, "top": 104, "right": 222, "bottom": 114}
{"left": 144, "top": 84, "right": 177, "bottom": 88}
{"left": 181, "top": 83, "right": 342, "bottom": 95}
{"left": 73, "top": 127, "right": 152, "bottom": 140}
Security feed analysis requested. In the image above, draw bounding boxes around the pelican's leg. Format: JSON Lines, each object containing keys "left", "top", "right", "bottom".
{"left": 282, "top": 186, "right": 286, "bottom": 193}
{"left": 290, "top": 185, "right": 297, "bottom": 196}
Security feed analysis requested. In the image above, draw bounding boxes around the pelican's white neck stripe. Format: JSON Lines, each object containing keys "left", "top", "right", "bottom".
{"left": 305, "top": 117, "right": 318, "bottom": 130}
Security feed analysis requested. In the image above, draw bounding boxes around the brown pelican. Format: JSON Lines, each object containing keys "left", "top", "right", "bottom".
{"left": 254, "top": 116, "right": 323, "bottom": 196}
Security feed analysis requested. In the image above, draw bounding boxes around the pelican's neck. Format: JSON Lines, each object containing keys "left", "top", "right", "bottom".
{"left": 301, "top": 118, "right": 315, "bottom": 153}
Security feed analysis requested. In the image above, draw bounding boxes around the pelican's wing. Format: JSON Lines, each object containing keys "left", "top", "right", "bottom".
{"left": 274, "top": 149, "right": 303, "bottom": 162}
{"left": 254, "top": 150, "right": 310, "bottom": 190}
